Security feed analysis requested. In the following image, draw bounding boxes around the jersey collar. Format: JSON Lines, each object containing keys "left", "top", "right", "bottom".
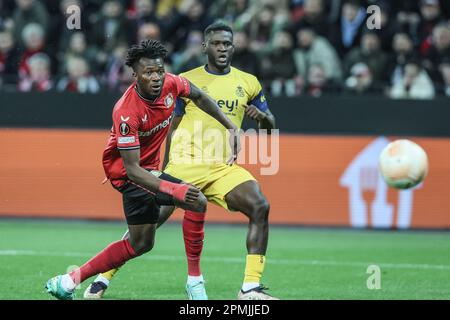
{"left": 204, "top": 65, "right": 231, "bottom": 76}
{"left": 134, "top": 85, "right": 160, "bottom": 104}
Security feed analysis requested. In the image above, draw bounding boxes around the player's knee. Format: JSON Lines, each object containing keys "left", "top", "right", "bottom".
{"left": 190, "top": 192, "right": 207, "bottom": 213}
{"left": 130, "top": 238, "right": 155, "bottom": 255}
{"left": 196, "top": 192, "right": 207, "bottom": 213}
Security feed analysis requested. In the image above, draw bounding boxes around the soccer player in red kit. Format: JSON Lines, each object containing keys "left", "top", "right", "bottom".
{"left": 45, "top": 39, "right": 240, "bottom": 300}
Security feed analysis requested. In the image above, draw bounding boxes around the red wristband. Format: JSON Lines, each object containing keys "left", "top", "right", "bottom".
{"left": 159, "top": 180, "right": 189, "bottom": 202}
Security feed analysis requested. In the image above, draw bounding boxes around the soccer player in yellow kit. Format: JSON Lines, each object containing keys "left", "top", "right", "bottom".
{"left": 84, "top": 21, "right": 277, "bottom": 300}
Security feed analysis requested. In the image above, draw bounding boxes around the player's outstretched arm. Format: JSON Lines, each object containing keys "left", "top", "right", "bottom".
{"left": 162, "top": 115, "right": 183, "bottom": 170}
{"left": 186, "top": 81, "right": 241, "bottom": 164}
{"left": 120, "top": 148, "right": 200, "bottom": 203}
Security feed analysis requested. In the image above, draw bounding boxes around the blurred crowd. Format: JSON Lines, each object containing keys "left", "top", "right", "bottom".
{"left": 1, "top": 0, "right": 450, "bottom": 99}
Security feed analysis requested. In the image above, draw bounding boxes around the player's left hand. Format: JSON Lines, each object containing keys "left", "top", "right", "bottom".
{"left": 227, "top": 128, "right": 241, "bottom": 165}
{"left": 244, "top": 104, "right": 266, "bottom": 121}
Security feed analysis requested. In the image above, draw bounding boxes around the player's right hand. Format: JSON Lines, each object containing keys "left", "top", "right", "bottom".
{"left": 184, "top": 185, "right": 200, "bottom": 203}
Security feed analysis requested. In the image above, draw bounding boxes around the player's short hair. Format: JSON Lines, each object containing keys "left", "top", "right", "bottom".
{"left": 125, "top": 39, "right": 168, "bottom": 69}
{"left": 204, "top": 21, "right": 233, "bottom": 40}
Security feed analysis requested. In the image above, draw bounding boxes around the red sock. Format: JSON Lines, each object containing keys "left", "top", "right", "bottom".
{"left": 183, "top": 210, "right": 205, "bottom": 276}
{"left": 69, "top": 239, "right": 137, "bottom": 284}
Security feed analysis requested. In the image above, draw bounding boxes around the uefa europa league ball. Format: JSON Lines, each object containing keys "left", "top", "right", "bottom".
{"left": 379, "top": 139, "right": 428, "bottom": 190}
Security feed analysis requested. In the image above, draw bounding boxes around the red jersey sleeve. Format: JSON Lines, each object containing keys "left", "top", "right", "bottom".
{"left": 173, "top": 74, "right": 191, "bottom": 97}
{"left": 112, "top": 109, "right": 140, "bottom": 150}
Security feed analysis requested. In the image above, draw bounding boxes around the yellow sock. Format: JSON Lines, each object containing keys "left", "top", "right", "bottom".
{"left": 101, "top": 268, "right": 119, "bottom": 281}
{"left": 243, "top": 254, "right": 265, "bottom": 284}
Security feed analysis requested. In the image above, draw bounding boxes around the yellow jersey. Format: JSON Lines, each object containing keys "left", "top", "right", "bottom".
{"left": 169, "top": 65, "right": 268, "bottom": 164}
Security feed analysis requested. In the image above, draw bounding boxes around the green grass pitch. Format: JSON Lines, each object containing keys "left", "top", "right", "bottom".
{"left": 0, "top": 219, "right": 449, "bottom": 300}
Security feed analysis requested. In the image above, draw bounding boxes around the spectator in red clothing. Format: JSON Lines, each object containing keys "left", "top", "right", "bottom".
{"left": 417, "top": 0, "right": 445, "bottom": 56}
{"left": 18, "top": 53, "right": 53, "bottom": 92}
{"left": 18, "top": 22, "right": 46, "bottom": 78}
{"left": 56, "top": 56, "right": 100, "bottom": 94}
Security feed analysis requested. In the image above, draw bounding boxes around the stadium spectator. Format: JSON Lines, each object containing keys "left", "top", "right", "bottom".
{"left": 344, "top": 62, "right": 378, "bottom": 94}
{"left": 368, "top": 1, "right": 399, "bottom": 52}
{"left": 386, "top": 32, "right": 416, "bottom": 86}
{"left": 291, "top": 0, "right": 329, "bottom": 37}
{"left": 438, "top": 57, "right": 450, "bottom": 96}
{"left": 394, "top": 0, "right": 421, "bottom": 43}
{"left": 129, "top": 0, "right": 163, "bottom": 43}
{"left": 59, "top": 32, "right": 99, "bottom": 75}
{"left": 423, "top": 23, "right": 450, "bottom": 83}
{"left": 90, "top": 0, "right": 130, "bottom": 71}
{"left": 208, "top": 0, "right": 249, "bottom": 25}
{"left": 328, "top": 0, "right": 367, "bottom": 58}
{"left": 0, "top": 0, "right": 15, "bottom": 31}
{"left": 304, "top": 63, "right": 335, "bottom": 97}
{"left": 390, "top": 60, "right": 435, "bottom": 99}
{"left": 18, "top": 23, "right": 48, "bottom": 78}
{"left": 417, "top": 0, "right": 446, "bottom": 56}
{"left": 236, "top": 2, "right": 290, "bottom": 54}
{"left": 171, "top": 30, "right": 205, "bottom": 74}
{"left": 293, "top": 27, "right": 342, "bottom": 86}
{"left": 103, "top": 43, "right": 134, "bottom": 93}
{"left": 12, "top": 0, "right": 49, "bottom": 47}
{"left": 231, "top": 30, "right": 259, "bottom": 75}
{"left": 137, "top": 22, "right": 161, "bottom": 42}
{"left": 154, "top": 0, "right": 184, "bottom": 19}
{"left": 0, "top": 27, "right": 20, "bottom": 87}
{"left": 258, "top": 30, "right": 299, "bottom": 97}
{"left": 50, "top": 0, "right": 90, "bottom": 60}
{"left": 0, "top": 0, "right": 448, "bottom": 99}
{"left": 56, "top": 56, "right": 100, "bottom": 94}
{"left": 343, "top": 32, "right": 388, "bottom": 82}
{"left": 18, "top": 52, "right": 52, "bottom": 92}
{"left": 167, "top": 0, "right": 213, "bottom": 53}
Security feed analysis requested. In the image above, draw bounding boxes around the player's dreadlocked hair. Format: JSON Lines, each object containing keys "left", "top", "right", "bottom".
{"left": 125, "top": 39, "right": 168, "bottom": 69}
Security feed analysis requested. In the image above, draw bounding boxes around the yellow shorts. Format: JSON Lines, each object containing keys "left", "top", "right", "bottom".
{"left": 164, "top": 162, "right": 255, "bottom": 210}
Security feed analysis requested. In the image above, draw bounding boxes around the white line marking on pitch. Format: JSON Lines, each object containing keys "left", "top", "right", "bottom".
{"left": 1, "top": 249, "right": 449, "bottom": 271}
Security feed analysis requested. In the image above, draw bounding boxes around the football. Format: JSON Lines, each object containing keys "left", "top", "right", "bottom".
{"left": 379, "top": 139, "right": 429, "bottom": 189}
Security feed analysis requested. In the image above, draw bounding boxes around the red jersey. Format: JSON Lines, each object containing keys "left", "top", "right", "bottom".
{"left": 102, "top": 73, "right": 191, "bottom": 188}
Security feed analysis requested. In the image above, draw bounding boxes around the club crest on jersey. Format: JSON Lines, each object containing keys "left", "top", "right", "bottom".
{"left": 120, "top": 122, "right": 130, "bottom": 135}
{"left": 236, "top": 85, "right": 245, "bottom": 97}
{"left": 164, "top": 93, "right": 174, "bottom": 108}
